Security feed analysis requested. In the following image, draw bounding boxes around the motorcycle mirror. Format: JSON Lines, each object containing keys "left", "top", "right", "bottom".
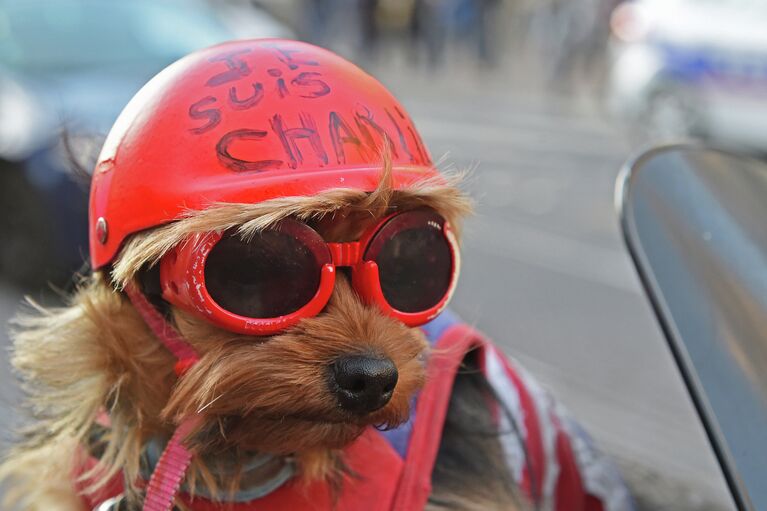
{"left": 617, "top": 144, "right": 767, "bottom": 511}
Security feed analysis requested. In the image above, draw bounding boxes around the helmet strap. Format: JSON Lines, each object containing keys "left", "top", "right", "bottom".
{"left": 125, "top": 284, "right": 201, "bottom": 511}
{"left": 125, "top": 284, "right": 199, "bottom": 375}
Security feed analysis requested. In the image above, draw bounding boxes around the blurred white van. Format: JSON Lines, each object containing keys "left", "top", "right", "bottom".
{"left": 607, "top": 0, "right": 767, "bottom": 150}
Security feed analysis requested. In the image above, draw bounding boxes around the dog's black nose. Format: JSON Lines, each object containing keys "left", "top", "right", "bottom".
{"left": 331, "top": 355, "right": 398, "bottom": 414}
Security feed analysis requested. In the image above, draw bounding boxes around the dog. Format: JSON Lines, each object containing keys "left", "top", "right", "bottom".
{"left": 0, "top": 40, "right": 630, "bottom": 511}
{"left": 0, "top": 163, "right": 529, "bottom": 510}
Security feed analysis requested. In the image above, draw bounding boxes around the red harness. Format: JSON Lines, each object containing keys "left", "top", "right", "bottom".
{"left": 78, "top": 295, "right": 632, "bottom": 511}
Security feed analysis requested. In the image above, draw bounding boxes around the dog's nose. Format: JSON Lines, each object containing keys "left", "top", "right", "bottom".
{"left": 331, "top": 355, "right": 398, "bottom": 414}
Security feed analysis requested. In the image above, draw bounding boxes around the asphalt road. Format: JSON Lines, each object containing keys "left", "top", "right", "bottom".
{"left": 0, "top": 68, "right": 735, "bottom": 509}
{"left": 0, "top": 288, "right": 20, "bottom": 441}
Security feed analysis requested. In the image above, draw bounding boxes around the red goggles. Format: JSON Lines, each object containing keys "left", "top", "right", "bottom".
{"left": 159, "top": 208, "right": 460, "bottom": 336}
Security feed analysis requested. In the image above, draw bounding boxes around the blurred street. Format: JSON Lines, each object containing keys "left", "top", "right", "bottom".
{"left": 0, "top": 288, "right": 20, "bottom": 447}
{"left": 1, "top": 0, "right": 760, "bottom": 508}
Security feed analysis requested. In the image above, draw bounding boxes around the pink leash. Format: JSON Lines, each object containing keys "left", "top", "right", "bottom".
{"left": 125, "top": 285, "right": 200, "bottom": 511}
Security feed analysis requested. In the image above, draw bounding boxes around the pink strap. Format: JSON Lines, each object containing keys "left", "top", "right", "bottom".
{"left": 125, "top": 285, "right": 199, "bottom": 363}
{"left": 124, "top": 284, "right": 201, "bottom": 511}
{"left": 142, "top": 416, "right": 201, "bottom": 511}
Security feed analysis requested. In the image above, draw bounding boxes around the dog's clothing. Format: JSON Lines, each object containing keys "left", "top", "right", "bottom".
{"left": 82, "top": 310, "right": 632, "bottom": 511}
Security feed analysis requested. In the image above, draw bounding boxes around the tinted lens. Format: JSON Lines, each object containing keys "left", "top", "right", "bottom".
{"left": 376, "top": 225, "right": 453, "bottom": 313}
{"left": 205, "top": 230, "right": 322, "bottom": 318}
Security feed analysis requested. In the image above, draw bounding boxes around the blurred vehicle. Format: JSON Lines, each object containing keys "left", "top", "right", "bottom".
{"left": 618, "top": 144, "right": 767, "bottom": 510}
{"left": 606, "top": 0, "right": 767, "bottom": 150}
{"left": 0, "top": 0, "right": 291, "bottom": 289}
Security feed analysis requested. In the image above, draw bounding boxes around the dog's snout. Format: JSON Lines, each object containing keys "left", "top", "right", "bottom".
{"left": 331, "top": 355, "right": 398, "bottom": 414}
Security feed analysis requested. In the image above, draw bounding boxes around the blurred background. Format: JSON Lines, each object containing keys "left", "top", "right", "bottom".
{"left": 3, "top": 0, "right": 766, "bottom": 508}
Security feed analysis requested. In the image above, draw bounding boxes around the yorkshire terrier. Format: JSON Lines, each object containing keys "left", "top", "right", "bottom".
{"left": 0, "top": 40, "right": 629, "bottom": 511}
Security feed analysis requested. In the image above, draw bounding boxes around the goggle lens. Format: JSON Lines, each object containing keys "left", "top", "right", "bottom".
{"left": 375, "top": 223, "right": 453, "bottom": 313}
{"left": 205, "top": 228, "right": 323, "bottom": 318}
{"left": 363, "top": 210, "right": 454, "bottom": 314}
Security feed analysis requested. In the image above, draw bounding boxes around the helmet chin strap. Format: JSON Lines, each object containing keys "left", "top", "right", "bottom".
{"left": 125, "top": 284, "right": 201, "bottom": 511}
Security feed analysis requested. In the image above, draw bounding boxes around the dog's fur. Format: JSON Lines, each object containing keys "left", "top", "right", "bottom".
{"left": 0, "top": 155, "right": 529, "bottom": 510}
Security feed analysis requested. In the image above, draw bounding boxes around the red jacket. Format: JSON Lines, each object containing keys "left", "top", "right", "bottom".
{"left": 82, "top": 310, "right": 633, "bottom": 511}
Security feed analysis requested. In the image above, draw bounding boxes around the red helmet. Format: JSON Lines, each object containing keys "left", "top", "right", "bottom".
{"left": 89, "top": 39, "right": 435, "bottom": 270}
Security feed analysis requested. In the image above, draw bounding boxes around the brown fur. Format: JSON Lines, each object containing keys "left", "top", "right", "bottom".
{"left": 0, "top": 157, "right": 525, "bottom": 510}
{"left": 166, "top": 276, "right": 427, "bottom": 455}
